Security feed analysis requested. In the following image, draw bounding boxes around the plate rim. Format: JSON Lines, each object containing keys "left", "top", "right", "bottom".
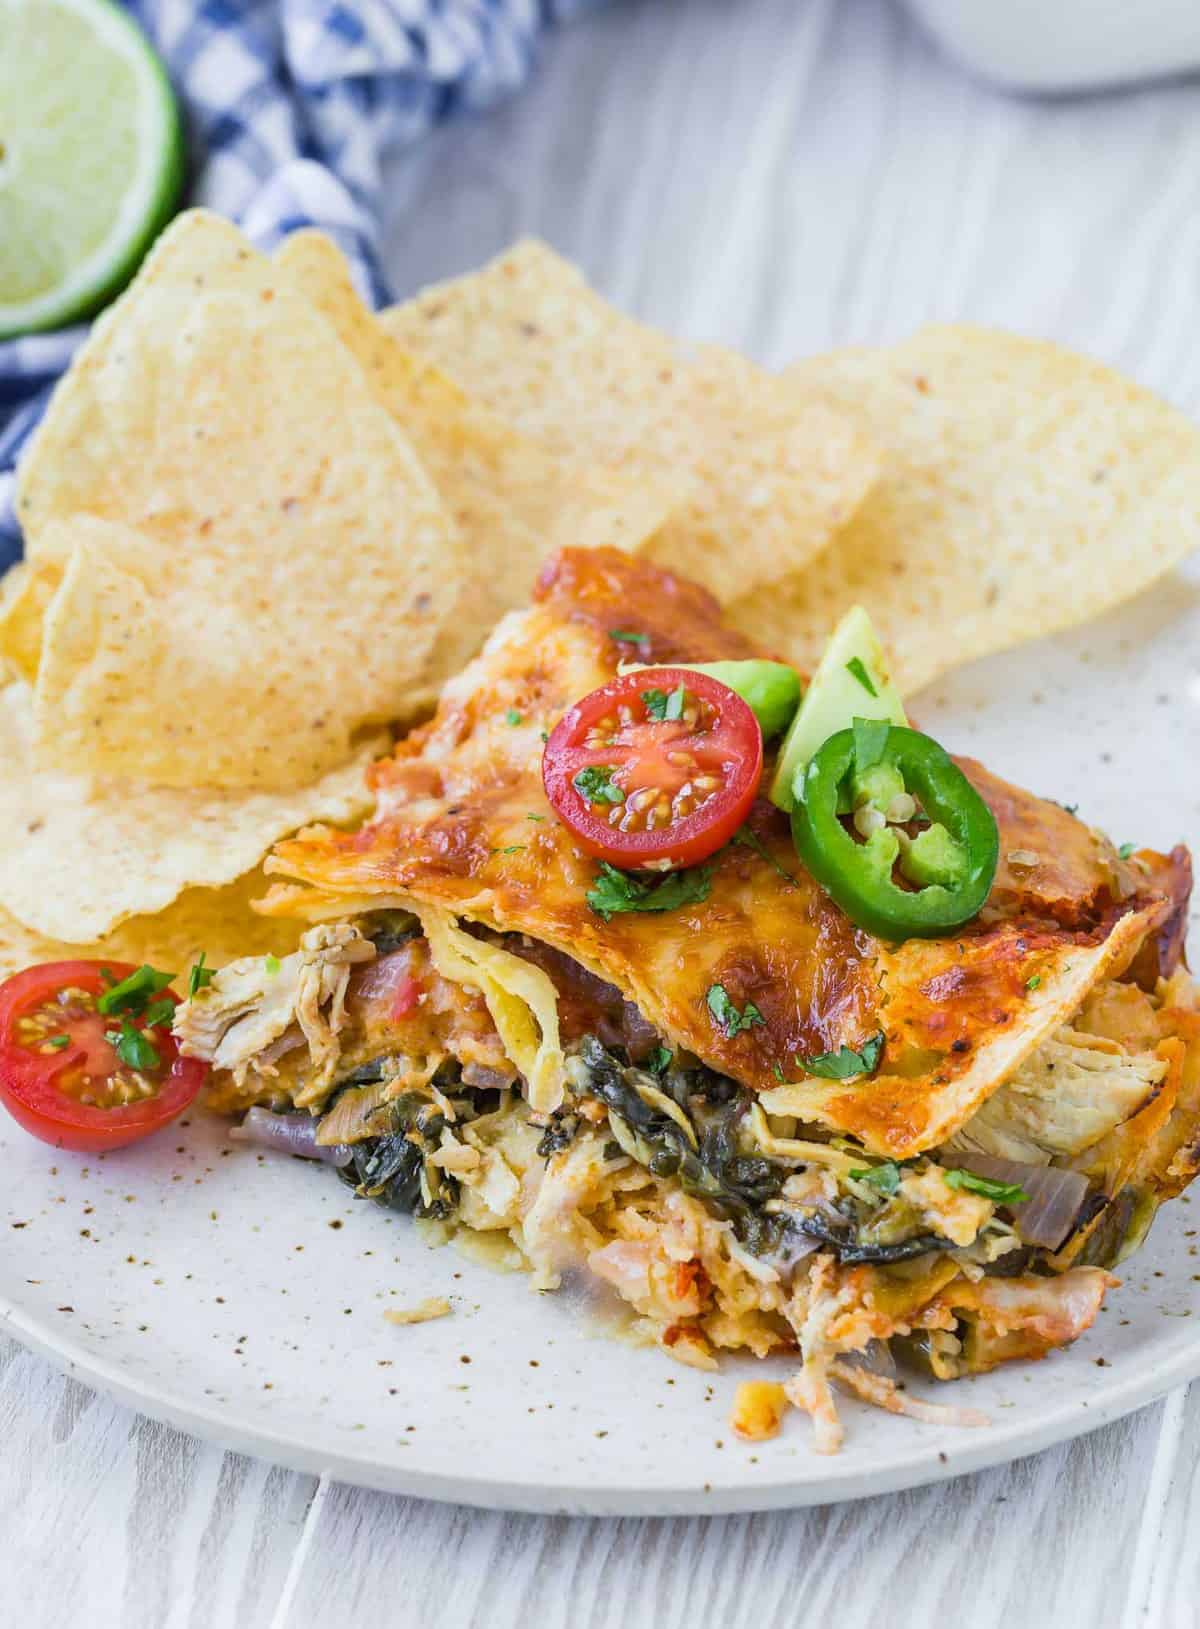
{"left": 3, "top": 1287, "right": 1194, "bottom": 1515}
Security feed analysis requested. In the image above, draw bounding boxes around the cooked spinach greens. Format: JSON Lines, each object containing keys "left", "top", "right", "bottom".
{"left": 562, "top": 1037, "right": 948, "bottom": 1266}
{"left": 565, "top": 1036, "right": 789, "bottom": 1255}
{"left": 334, "top": 1092, "right": 459, "bottom": 1219}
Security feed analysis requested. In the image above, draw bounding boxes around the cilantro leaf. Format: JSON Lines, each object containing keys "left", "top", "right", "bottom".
{"left": 186, "top": 953, "right": 214, "bottom": 999}
{"left": 642, "top": 685, "right": 686, "bottom": 722}
{"left": 142, "top": 998, "right": 176, "bottom": 1029}
{"left": 706, "top": 984, "right": 766, "bottom": 1038}
{"left": 526, "top": 813, "right": 546, "bottom": 822}
{"left": 797, "top": 1032, "right": 884, "bottom": 1079}
{"left": 97, "top": 964, "right": 176, "bottom": 1018}
{"left": 1118, "top": 841, "right": 1136, "bottom": 860}
{"left": 851, "top": 716, "right": 890, "bottom": 772}
{"left": 845, "top": 657, "right": 878, "bottom": 697}
{"left": 573, "top": 765, "right": 625, "bottom": 805}
{"left": 504, "top": 708, "right": 523, "bottom": 726}
{"left": 105, "top": 1018, "right": 161, "bottom": 1073}
{"left": 645, "top": 1046, "right": 673, "bottom": 1075}
{"left": 609, "top": 629, "right": 649, "bottom": 650}
{"left": 587, "top": 862, "right": 713, "bottom": 922}
{"left": 733, "top": 826, "right": 798, "bottom": 884}
{"left": 46, "top": 1035, "right": 70, "bottom": 1051}
{"left": 264, "top": 954, "right": 281, "bottom": 975}
{"left": 945, "top": 1169, "right": 1029, "bottom": 1205}
{"left": 1025, "top": 974, "right": 1042, "bottom": 991}
{"left": 849, "top": 1161, "right": 901, "bottom": 1196}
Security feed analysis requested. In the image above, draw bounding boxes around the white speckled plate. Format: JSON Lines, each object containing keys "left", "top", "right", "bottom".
{"left": 3, "top": 560, "right": 1199, "bottom": 1515}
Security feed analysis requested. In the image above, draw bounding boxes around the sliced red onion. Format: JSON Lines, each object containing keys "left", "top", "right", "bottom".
{"left": 231, "top": 1107, "right": 353, "bottom": 1169}
{"left": 766, "top": 1227, "right": 823, "bottom": 1275}
{"left": 952, "top": 1153, "right": 1088, "bottom": 1250}
{"left": 841, "top": 1339, "right": 897, "bottom": 1379}
{"left": 460, "top": 1063, "right": 516, "bottom": 1090}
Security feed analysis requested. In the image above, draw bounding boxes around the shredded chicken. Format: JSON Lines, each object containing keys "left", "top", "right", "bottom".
{"left": 174, "top": 924, "right": 375, "bottom": 1090}
{"left": 784, "top": 1254, "right": 847, "bottom": 1454}
{"left": 899, "top": 1167, "right": 993, "bottom": 1247}
{"left": 383, "top": 1297, "right": 452, "bottom": 1326}
{"left": 949, "top": 1024, "right": 1166, "bottom": 1164}
{"left": 829, "top": 1362, "right": 989, "bottom": 1428}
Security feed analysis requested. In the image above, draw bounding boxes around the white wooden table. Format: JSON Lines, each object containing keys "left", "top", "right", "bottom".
{"left": 7, "top": 1, "right": 1200, "bottom": 1621}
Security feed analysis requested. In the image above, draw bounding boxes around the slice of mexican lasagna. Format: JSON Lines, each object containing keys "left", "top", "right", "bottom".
{"left": 175, "top": 549, "right": 1198, "bottom": 1452}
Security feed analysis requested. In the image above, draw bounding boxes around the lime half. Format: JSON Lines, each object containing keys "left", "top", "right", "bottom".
{"left": 0, "top": 0, "right": 185, "bottom": 339}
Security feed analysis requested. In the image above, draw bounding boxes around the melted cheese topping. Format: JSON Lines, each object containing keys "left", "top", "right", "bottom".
{"left": 264, "top": 548, "right": 1177, "bottom": 1156}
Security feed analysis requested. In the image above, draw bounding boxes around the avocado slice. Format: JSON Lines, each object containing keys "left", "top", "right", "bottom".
{"left": 681, "top": 660, "right": 801, "bottom": 739}
{"left": 768, "top": 605, "right": 908, "bottom": 813}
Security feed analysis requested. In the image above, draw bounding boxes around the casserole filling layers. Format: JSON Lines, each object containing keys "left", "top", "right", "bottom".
{"left": 178, "top": 909, "right": 1200, "bottom": 1453}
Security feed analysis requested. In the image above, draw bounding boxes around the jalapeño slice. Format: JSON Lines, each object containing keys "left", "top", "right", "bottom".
{"left": 791, "top": 724, "right": 999, "bottom": 940}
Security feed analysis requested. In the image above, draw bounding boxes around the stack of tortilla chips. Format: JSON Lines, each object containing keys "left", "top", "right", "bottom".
{"left": 0, "top": 211, "right": 1196, "bottom": 978}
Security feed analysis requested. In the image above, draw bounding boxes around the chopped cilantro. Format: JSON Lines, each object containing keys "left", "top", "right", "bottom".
{"left": 573, "top": 765, "right": 625, "bottom": 805}
{"left": 1062, "top": 802, "right": 1079, "bottom": 816}
{"left": 142, "top": 998, "right": 176, "bottom": 1028}
{"left": 645, "top": 1046, "right": 673, "bottom": 1076}
{"left": 945, "top": 1169, "right": 1029, "bottom": 1205}
{"left": 540, "top": 730, "right": 549, "bottom": 744}
{"left": 609, "top": 629, "right": 649, "bottom": 650}
{"left": 504, "top": 708, "right": 523, "bottom": 726}
{"left": 1118, "top": 841, "right": 1136, "bottom": 860}
{"left": 845, "top": 657, "right": 878, "bottom": 697}
{"left": 797, "top": 1032, "right": 884, "bottom": 1079}
{"left": 499, "top": 845, "right": 525, "bottom": 855}
{"left": 733, "top": 826, "right": 798, "bottom": 884}
{"left": 706, "top": 984, "right": 766, "bottom": 1038}
{"left": 851, "top": 716, "right": 890, "bottom": 772}
{"left": 641, "top": 686, "right": 684, "bottom": 722}
{"left": 187, "top": 953, "right": 215, "bottom": 999}
{"left": 526, "top": 813, "right": 546, "bottom": 822}
{"left": 771, "top": 1061, "right": 786, "bottom": 1083}
{"left": 105, "top": 1018, "right": 161, "bottom": 1073}
{"left": 1025, "top": 974, "right": 1042, "bottom": 991}
{"left": 97, "top": 964, "right": 175, "bottom": 1018}
{"left": 587, "top": 862, "right": 713, "bottom": 922}
{"left": 46, "top": 1035, "right": 70, "bottom": 1051}
{"left": 264, "top": 954, "right": 281, "bottom": 975}
{"left": 849, "top": 1161, "right": 901, "bottom": 1196}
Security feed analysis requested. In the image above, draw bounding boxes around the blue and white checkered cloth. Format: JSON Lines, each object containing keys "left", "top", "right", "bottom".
{"left": 0, "top": 0, "right": 595, "bottom": 569}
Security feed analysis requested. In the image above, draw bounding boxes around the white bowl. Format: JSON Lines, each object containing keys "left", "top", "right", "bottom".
{"left": 904, "top": 0, "right": 1200, "bottom": 91}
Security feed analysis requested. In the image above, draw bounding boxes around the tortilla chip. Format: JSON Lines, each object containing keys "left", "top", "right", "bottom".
{"left": 14, "top": 210, "right": 459, "bottom": 789}
{"left": 0, "top": 869, "right": 304, "bottom": 982}
{"left": 0, "top": 681, "right": 381, "bottom": 942}
{"left": 0, "top": 560, "right": 57, "bottom": 685}
{"left": 273, "top": 231, "right": 673, "bottom": 684}
{"left": 382, "top": 239, "right": 878, "bottom": 603}
{"left": 730, "top": 325, "right": 1200, "bottom": 692}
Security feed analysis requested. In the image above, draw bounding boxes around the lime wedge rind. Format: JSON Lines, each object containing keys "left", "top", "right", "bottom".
{"left": 0, "top": 0, "right": 186, "bottom": 340}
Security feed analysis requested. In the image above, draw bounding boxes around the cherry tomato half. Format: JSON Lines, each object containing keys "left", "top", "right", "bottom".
{"left": 542, "top": 667, "right": 763, "bottom": 870}
{"left": 0, "top": 961, "right": 208, "bottom": 1153}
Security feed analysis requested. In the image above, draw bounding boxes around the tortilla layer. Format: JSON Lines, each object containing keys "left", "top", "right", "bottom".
{"left": 265, "top": 548, "right": 1178, "bottom": 1157}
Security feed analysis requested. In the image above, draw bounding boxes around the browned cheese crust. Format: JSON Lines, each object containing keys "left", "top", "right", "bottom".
{"left": 267, "top": 549, "right": 1183, "bottom": 1157}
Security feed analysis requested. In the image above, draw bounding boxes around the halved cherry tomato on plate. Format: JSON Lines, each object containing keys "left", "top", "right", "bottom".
{"left": 542, "top": 667, "right": 763, "bottom": 869}
{"left": 0, "top": 960, "right": 208, "bottom": 1152}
